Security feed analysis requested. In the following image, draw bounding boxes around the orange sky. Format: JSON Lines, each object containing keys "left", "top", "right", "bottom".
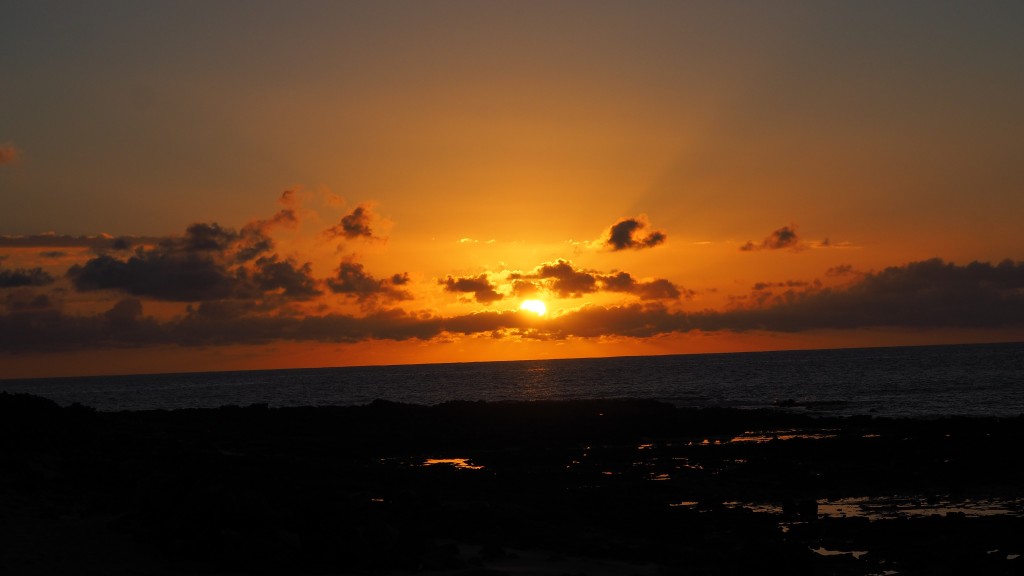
{"left": 2, "top": 2, "right": 1023, "bottom": 378}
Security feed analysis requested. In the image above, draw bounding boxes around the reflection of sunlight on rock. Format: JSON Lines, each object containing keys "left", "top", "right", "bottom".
{"left": 729, "top": 430, "right": 839, "bottom": 443}
{"left": 421, "top": 457, "right": 484, "bottom": 470}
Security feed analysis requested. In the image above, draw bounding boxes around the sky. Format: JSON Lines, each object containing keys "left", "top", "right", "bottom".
{"left": 2, "top": 1, "right": 1023, "bottom": 378}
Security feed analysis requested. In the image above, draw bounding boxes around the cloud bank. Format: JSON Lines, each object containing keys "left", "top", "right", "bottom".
{"left": 4, "top": 258, "right": 1022, "bottom": 353}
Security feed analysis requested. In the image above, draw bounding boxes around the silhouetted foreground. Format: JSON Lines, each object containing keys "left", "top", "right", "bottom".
{"left": 2, "top": 393, "right": 1023, "bottom": 575}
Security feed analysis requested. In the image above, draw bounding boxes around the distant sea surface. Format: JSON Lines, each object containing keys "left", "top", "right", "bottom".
{"left": 3, "top": 343, "right": 1023, "bottom": 417}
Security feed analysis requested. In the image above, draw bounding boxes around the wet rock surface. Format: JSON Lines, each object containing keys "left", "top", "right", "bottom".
{"left": 2, "top": 393, "right": 1023, "bottom": 574}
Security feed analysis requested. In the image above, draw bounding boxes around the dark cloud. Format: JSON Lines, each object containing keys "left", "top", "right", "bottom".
{"left": 67, "top": 252, "right": 247, "bottom": 301}
{"left": 748, "top": 280, "right": 818, "bottom": 305}
{"left": 510, "top": 279, "right": 541, "bottom": 298}
{"left": 698, "top": 258, "right": 1024, "bottom": 332}
{"left": 153, "top": 213, "right": 293, "bottom": 263}
{"left": 740, "top": 225, "right": 802, "bottom": 252}
{"left": 4, "top": 290, "right": 56, "bottom": 313}
{"left": 508, "top": 260, "right": 681, "bottom": 301}
{"left": 103, "top": 298, "right": 143, "bottom": 328}
{"left": 0, "top": 267, "right": 54, "bottom": 287}
{"left": 441, "top": 309, "right": 526, "bottom": 335}
{"left": 0, "top": 299, "right": 164, "bottom": 352}
{"left": 511, "top": 259, "right": 598, "bottom": 298}
{"left": 0, "top": 144, "right": 19, "bottom": 165}
{"left": 39, "top": 251, "right": 68, "bottom": 259}
{"left": 546, "top": 258, "right": 1024, "bottom": 335}
{"left": 252, "top": 256, "right": 321, "bottom": 300}
{"left": 598, "top": 272, "right": 682, "bottom": 300}
{"left": 65, "top": 216, "right": 318, "bottom": 302}
{"left": 604, "top": 216, "right": 666, "bottom": 251}
{"left": 826, "top": 264, "right": 858, "bottom": 277}
{"left": 239, "top": 204, "right": 299, "bottom": 259}
{"left": 327, "top": 261, "right": 411, "bottom": 303}
{"left": 326, "top": 204, "right": 378, "bottom": 240}
{"left": 751, "top": 280, "right": 810, "bottom": 291}
{"left": 188, "top": 300, "right": 258, "bottom": 321}
{"left": 178, "top": 223, "right": 237, "bottom": 253}
{"left": 440, "top": 274, "right": 503, "bottom": 304}
{"left": 0, "top": 234, "right": 160, "bottom": 250}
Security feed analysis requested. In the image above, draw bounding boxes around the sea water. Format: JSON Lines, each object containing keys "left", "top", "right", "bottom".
{"left": 2, "top": 342, "right": 1022, "bottom": 417}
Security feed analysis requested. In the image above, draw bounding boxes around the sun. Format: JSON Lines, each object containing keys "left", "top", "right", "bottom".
{"left": 519, "top": 299, "right": 547, "bottom": 316}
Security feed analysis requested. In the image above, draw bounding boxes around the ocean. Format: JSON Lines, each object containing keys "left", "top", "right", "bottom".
{"left": 2, "top": 342, "right": 1023, "bottom": 417}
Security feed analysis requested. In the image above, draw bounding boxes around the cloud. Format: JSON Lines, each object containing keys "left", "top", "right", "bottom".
{"left": 598, "top": 271, "right": 684, "bottom": 300}
{"left": 177, "top": 222, "right": 242, "bottom": 254}
{"left": 550, "top": 259, "right": 1024, "bottom": 335}
{"left": 740, "top": 224, "right": 802, "bottom": 251}
{"left": 68, "top": 252, "right": 248, "bottom": 301}
{"left": 0, "top": 144, "right": 19, "bottom": 165}
{"left": 103, "top": 298, "right": 144, "bottom": 328}
{"left": 278, "top": 189, "right": 299, "bottom": 208}
{"left": 696, "top": 258, "right": 1024, "bottom": 333}
{"left": 510, "top": 259, "right": 599, "bottom": 298}
{"left": 826, "top": 264, "right": 859, "bottom": 277}
{"left": 0, "top": 298, "right": 165, "bottom": 352}
{"left": 3, "top": 259, "right": 1023, "bottom": 353}
{"left": 65, "top": 214, "right": 316, "bottom": 302}
{"left": 603, "top": 216, "right": 666, "bottom": 251}
{"left": 440, "top": 274, "right": 503, "bottom": 304}
{"left": 252, "top": 256, "right": 321, "bottom": 300}
{"left": 0, "top": 267, "right": 54, "bottom": 287}
{"left": 510, "top": 279, "right": 541, "bottom": 298}
{"left": 4, "top": 290, "right": 57, "bottom": 313}
{"left": 751, "top": 280, "right": 811, "bottom": 291}
{"left": 0, "top": 234, "right": 161, "bottom": 250}
{"left": 325, "top": 204, "right": 379, "bottom": 240}
{"left": 326, "top": 261, "right": 411, "bottom": 303}
{"left": 507, "top": 259, "right": 682, "bottom": 301}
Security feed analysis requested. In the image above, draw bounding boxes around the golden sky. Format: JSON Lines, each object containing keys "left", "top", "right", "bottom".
{"left": 2, "top": 2, "right": 1023, "bottom": 378}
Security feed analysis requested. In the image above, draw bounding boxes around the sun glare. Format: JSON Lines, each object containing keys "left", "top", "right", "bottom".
{"left": 519, "top": 299, "right": 547, "bottom": 316}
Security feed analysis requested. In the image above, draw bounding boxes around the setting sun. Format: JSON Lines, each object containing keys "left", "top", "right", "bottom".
{"left": 519, "top": 299, "right": 547, "bottom": 316}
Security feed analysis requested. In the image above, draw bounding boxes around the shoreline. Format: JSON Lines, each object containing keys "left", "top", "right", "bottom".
{"left": 3, "top": 393, "right": 1023, "bottom": 574}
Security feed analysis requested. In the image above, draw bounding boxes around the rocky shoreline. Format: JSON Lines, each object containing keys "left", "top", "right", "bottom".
{"left": 2, "top": 393, "right": 1023, "bottom": 575}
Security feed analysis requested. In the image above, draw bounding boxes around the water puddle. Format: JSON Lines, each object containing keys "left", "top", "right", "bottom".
{"left": 811, "top": 546, "right": 868, "bottom": 559}
{"left": 708, "top": 495, "right": 1024, "bottom": 520}
{"left": 816, "top": 495, "right": 1024, "bottom": 519}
